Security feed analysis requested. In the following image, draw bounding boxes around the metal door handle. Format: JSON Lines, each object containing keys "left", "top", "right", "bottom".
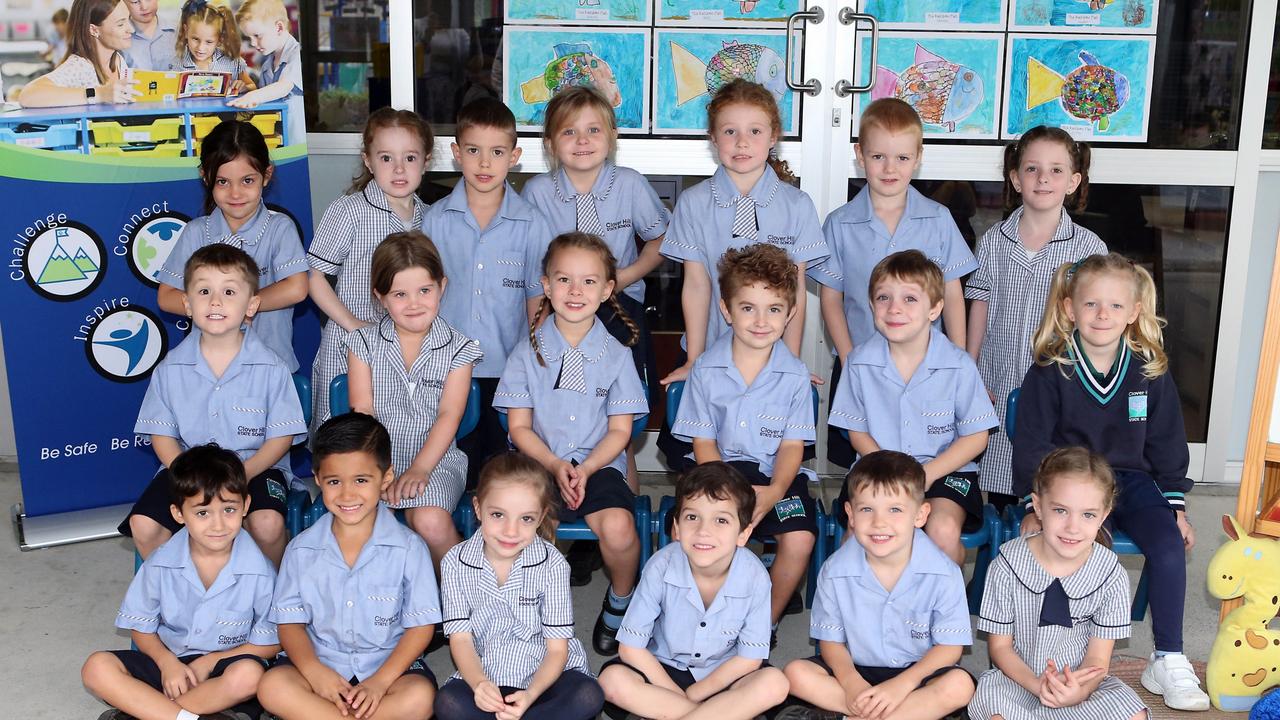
{"left": 784, "top": 6, "right": 824, "bottom": 97}
{"left": 833, "top": 9, "right": 877, "bottom": 97}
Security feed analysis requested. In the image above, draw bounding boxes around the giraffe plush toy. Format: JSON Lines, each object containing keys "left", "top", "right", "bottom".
{"left": 1207, "top": 515, "right": 1280, "bottom": 712}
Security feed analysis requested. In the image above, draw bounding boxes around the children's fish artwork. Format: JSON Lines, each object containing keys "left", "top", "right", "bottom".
{"left": 658, "top": 0, "right": 799, "bottom": 27}
{"left": 856, "top": 32, "right": 1003, "bottom": 139}
{"left": 1003, "top": 34, "right": 1154, "bottom": 141}
{"left": 504, "top": 27, "right": 650, "bottom": 132}
{"left": 655, "top": 28, "right": 797, "bottom": 134}
{"left": 1010, "top": 0, "right": 1157, "bottom": 33}
{"left": 505, "top": 0, "right": 649, "bottom": 25}
{"left": 859, "top": 0, "right": 1007, "bottom": 30}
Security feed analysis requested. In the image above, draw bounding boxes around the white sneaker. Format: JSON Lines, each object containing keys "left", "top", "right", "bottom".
{"left": 1141, "top": 652, "right": 1211, "bottom": 711}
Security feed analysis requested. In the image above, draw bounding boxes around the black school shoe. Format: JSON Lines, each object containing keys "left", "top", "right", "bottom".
{"left": 593, "top": 594, "right": 627, "bottom": 655}
{"left": 567, "top": 541, "right": 604, "bottom": 586}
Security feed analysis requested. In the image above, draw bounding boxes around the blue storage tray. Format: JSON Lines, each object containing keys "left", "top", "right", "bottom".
{"left": 0, "top": 122, "right": 81, "bottom": 150}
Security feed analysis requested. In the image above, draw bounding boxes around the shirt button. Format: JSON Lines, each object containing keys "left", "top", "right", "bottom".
{"left": 568, "top": 443, "right": 576, "bottom": 449}
{"left": 477, "top": 263, "right": 484, "bottom": 269}
{"left": 194, "top": 629, "right": 201, "bottom": 634}
{"left": 346, "top": 600, "right": 353, "bottom": 607}
{"left": 569, "top": 415, "right": 576, "bottom": 421}
{"left": 211, "top": 411, "right": 218, "bottom": 418}
{"left": 476, "top": 289, "right": 482, "bottom": 295}
{"left": 694, "top": 653, "right": 701, "bottom": 658}
{"left": 214, "top": 386, "right": 220, "bottom": 391}
{"left": 739, "top": 421, "right": 747, "bottom": 427}
{"left": 699, "top": 622, "right": 706, "bottom": 627}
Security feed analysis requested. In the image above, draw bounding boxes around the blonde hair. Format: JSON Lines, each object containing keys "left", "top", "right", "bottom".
{"left": 858, "top": 98, "right": 923, "bottom": 140}
{"left": 1033, "top": 446, "right": 1117, "bottom": 547}
{"left": 529, "top": 232, "right": 637, "bottom": 367}
{"left": 475, "top": 453, "right": 559, "bottom": 541}
{"left": 235, "top": 0, "right": 287, "bottom": 26}
{"left": 1032, "top": 252, "right": 1167, "bottom": 378}
{"left": 176, "top": 0, "right": 240, "bottom": 62}
{"left": 542, "top": 86, "right": 618, "bottom": 172}
{"left": 706, "top": 79, "right": 795, "bottom": 185}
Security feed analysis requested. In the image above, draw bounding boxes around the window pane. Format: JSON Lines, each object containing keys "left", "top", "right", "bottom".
{"left": 1264, "top": 11, "right": 1280, "bottom": 148}
{"left": 301, "top": 0, "right": 393, "bottom": 132}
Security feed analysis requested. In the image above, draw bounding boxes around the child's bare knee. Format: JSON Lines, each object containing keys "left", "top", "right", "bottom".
{"left": 247, "top": 511, "right": 285, "bottom": 541}
{"left": 219, "top": 659, "right": 266, "bottom": 699}
{"left": 81, "top": 651, "right": 120, "bottom": 691}
{"left": 752, "top": 666, "right": 790, "bottom": 705}
{"left": 932, "top": 669, "right": 975, "bottom": 706}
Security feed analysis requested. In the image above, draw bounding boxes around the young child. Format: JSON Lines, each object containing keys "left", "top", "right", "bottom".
{"left": 657, "top": 78, "right": 826, "bottom": 468}
{"left": 970, "top": 447, "right": 1147, "bottom": 720}
{"left": 828, "top": 250, "right": 997, "bottom": 564}
{"left": 1013, "top": 252, "right": 1208, "bottom": 711}
{"left": 424, "top": 97, "right": 553, "bottom": 488}
{"left": 598, "top": 462, "right": 789, "bottom": 720}
{"left": 309, "top": 107, "right": 434, "bottom": 428}
{"left": 156, "top": 119, "right": 308, "bottom": 373}
{"left": 811, "top": 98, "right": 977, "bottom": 468}
{"left": 672, "top": 243, "right": 817, "bottom": 633}
{"left": 170, "top": 0, "right": 254, "bottom": 92}
{"left": 435, "top": 452, "right": 604, "bottom": 720}
{"left": 123, "top": 0, "right": 177, "bottom": 71}
{"left": 966, "top": 126, "right": 1105, "bottom": 507}
{"left": 347, "top": 230, "right": 481, "bottom": 565}
{"left": 46, "top": 8, "right": 69, "bottom": 63}
{"left": 781, "top": 451, "right": 974, "bottom": 720}
{"left": 495, "top": 231, "right": 647, "bottom": 655}
{"left": 229, "top": 0, "right": 304, "bottom": 145}
{"left": 84, "top": 445, "right": 280, "bottom": 720}
{"left": 258, "top": 413, "right": 440, "bottom": 720}
{"left": 121, "top": 244, "right": 306, "bottom": 566}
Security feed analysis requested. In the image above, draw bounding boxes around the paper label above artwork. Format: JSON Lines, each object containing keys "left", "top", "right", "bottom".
{"left": 658, "top": 0, "right": 801, "bottom": 27}
{"left": 859, "top": 0, "right": 1009, "bottom": 31}
{"left": 1009, "top": 0, "right": 1158, "bottom": 33}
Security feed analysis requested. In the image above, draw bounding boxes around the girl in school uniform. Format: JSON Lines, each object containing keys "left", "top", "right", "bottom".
{"left": 656, "top": 78, "right": 827, "bottom": 469}
{"left": 309, "top": 108, "right": 434, "bottom": 428}
{"left": 964, "top": 126, "right": 1106, "bottom": 507}
{"left": 1013, "top": 253, "right": 1208, "bottom": 711}
{"left": 346, "top": 230, "right": 480, "bottom": 566}
{"left": 494, "top": 232, "right": 647, "bottom": 656}
{"left": 436, "top": 452, "right": 604, "bottom": 720}
{"left": 169, "top": 0, "right": 254, "bottom": 91}
{"left": 970, "top": 446, "right": 1147, "bottom": 720}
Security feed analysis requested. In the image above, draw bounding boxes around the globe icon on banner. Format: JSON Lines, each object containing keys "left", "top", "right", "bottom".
{"left": 86, "top": 307, "right": 167, "bottom": 382}
{"left": 128, "top": 214, "right": 187, "bottom": 287}
{"left": 25, "top": 222, "right": 106, "bottom": 301}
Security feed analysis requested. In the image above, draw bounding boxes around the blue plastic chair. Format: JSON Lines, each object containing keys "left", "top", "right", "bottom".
{"left": 1004, "top": 388, "right": 1150, "bottom": 621}
{"left": 284, "top": 373, "right": 313, "bottom": 537}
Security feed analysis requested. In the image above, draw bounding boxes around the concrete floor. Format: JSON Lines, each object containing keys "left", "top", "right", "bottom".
{"left": 0, "top": 470, "right": 1239, "bottom": 718}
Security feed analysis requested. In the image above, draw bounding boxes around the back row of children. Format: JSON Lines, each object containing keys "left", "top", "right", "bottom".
{"left": 109, "top": 69, "right": 1208, "bottom": 716}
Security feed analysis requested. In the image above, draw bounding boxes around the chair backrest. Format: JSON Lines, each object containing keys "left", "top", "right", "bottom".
{"left": 293, "top": 373, "right": 312, "bottom": 427}
{"left": 330, "top": 374, "right": 481, "bottom": 440}
{"left": 330, "top": 374, "right": 350, "bottom": 416}
{"left": 1006, "top": 388, "right": 1020, "bottom": 443}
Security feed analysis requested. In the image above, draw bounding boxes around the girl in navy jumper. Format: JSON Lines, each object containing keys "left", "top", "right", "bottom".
{"left": 1012, "top": 252, "right": 1208, "bottom": 712}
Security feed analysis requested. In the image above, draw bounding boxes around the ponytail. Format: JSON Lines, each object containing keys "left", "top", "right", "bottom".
{"left": 529, "top": 297, "right": 552, "bottom": 367}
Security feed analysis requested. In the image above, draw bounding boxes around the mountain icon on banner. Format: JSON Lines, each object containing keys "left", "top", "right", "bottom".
{"left": 38, "top": 234, "right": 99, "bottom": 285}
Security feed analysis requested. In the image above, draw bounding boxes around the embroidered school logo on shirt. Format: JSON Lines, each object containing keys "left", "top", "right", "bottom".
{"left": 1128, "top": 392, "right": 1148, "bottom": 422}
{"left": 266, "top": 477, "right": 286, "bottom": 503}
{"left": 502, "top": 278, "right": 526, "bottom": 289}
{"left": 596, "top": 387, "right": 609, "bottom": 397}
{"left": 766, "top": 234, "right": 796, "bottom": 246}
{"left": 605, "top": 220, "right": 632, "bottom": 232}
{"left": 774, "top": 496, "right": 806, "bottom": 522}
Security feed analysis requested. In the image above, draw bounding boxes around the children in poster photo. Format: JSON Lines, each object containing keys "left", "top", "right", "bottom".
{"left": 346, "top": 231, "right": 481, "bottom": 566}
{"left": 156, "top": 119, "right": 308, "bottom": 373}
{"left": 309, "top": 108, "right": 434, "bottom": 429}
{"left": 170, "top": 0, "right": 254, "bottom": 92}
{"left": 230, "top": 0, "right": 304, "bottom": 144}
{"left": 123, "top": 0, "right": 177, "bottom": 72}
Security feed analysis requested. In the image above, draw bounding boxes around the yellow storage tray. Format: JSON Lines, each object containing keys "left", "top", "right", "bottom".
{"left": 90, "top": 117, "right": 182, "bottom": 145}
{"left": 89, "top": 141, "right": 187, "bottom": 157}
{"left": 194, "top": 133, "right": 280, "bottom": 155}
{"left": 191, "top": 115, "right": 222, "bottom": 140}
{"left": 249, "top": 112, "right": 281, "bottom": 137}
{"left": 190, "top": 112, "right": 281, "bottom": 142}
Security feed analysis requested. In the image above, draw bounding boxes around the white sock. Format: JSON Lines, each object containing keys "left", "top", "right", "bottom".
{"left": 176, "top": 710, "right": 199, "bottom": 720}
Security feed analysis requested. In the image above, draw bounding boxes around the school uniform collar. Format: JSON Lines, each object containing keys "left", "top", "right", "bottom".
{"left": 456, "top": 530, "right": 551, "bottom": 571}
{"left": 700, "top": 334, "right": 807, "bottom": 385}
{"left": 663, "top": 544, "right": 756, "bottom": 609}
{"left": 273, "top": 35, "right": 300, "bottom": 68}
{"left": 204, "top": 202, "right": 274, "bottom": 247}
{"left": 375, "top": 313, "right": 455, "bottom": 354}
{"left": 708, "top": 165, "right": 781, "bottom": 209}
{"left": 130, "top": 25, "right": 175, "bottom": 42}
{"left": 849, "top": 327, "right": 964, "bottom": 385}
{"left": 151, "top": 528, "right": 273, "bottom": 596}
{"left": 998, "top": 206, "right": 1077, "bottom": 247}
{"left": 827, "top": 529, "right": 955, "bottom": 589}
{"left": 841, "top": 185, "right": 939, "bottom": 225}
{"left": 179, "top": 47, "right": 229, "bottom": 70}
{"left": 536, "top": 316, "right": 610, "bottom": 364}
{"left": 362, "top": 181, "right": 427, "bottom": 226}
{"left": 552, "top": 162, "right": 617, "bottom": 203}
{"left": 1066, "top": 332, "right": 1131, "bottom": 406}
{"left": 998, "top": 534, "right": 1120, "bottom": 599}
{"left": 301, "top": 505, "right": 413, "bottom": 571}
{"left": 440, "top": 177, "right": 536, "bottom": 225}
{"left": 166, "top": 326, "right": 282, "bottom": 382}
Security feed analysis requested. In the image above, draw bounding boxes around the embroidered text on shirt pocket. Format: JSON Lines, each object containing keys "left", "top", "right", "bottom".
{"left": 363, "top": 583, "right": 403, "bottom": 643}
{"left": 232, "top": 405, "right": 267, "bottom": 439}
{"left": 214, "top": 610, "right": 253, "bottom": 647}
{"left": 514, "top": 595, "right": 543, "bottom": 638}
{"left": 751, "top": 404, "right": 788, "bottom": 453}
{"left": 922, "top": 402, "right": 955, "bottom": 437}
{"left": 497, "top": 254, "right": 527, "bottom": 292}
{"left": 902, "top": 614, "right": 933, "bottom": 645}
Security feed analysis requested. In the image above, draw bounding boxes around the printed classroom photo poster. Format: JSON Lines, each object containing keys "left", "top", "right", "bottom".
{"left": 506, "top": 0, "right": 650, "bottom": 25}
{"left": 1003, "top": 34, "right": 1155, "bottom": 141}
{"left": 859, "top": 0, "right": 1008, "bottom": 31}
{"left": 657, "top": 0, "right": 800, "bottom": 27}
{"left": 1010, "top": 0, "right": 1158, "bottom": 32}
{"left": 654, "top": 28, "right": 798, "bottom": 134}
{"left": 504, "top": 27, "right": 651, "bottom": 132}
{"left": 854, "top": 32, "right": 1005, "bottom": 140}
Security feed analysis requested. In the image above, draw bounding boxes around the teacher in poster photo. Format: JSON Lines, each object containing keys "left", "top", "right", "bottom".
{"left": 18, "top": 0, "right": 141, "bottom": 108}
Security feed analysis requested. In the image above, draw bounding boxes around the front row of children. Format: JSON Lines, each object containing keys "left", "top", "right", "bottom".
{"left": 86, "top": 415, "right": 1149, "bottom": 720}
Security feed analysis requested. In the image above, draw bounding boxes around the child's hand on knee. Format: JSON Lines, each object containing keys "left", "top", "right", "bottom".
{"left": 498, "top": 689, "right": 533, "bottom": 720}
{"left": 389, "top": 468, "right": 429, "bottom": 504}
{"left": 305, "top": 665, "right": 354, "bottom": 716}
{"left": 854, "top": 674, "right": 912, "bottom": 720}
{"left": 160, "top": 656, "right": 198, "bottom": 698}
{"left": 346, "top": 676, "right": 390, "bottom": 719}
{"left": 475, "top": 680, "right": 507, "bottom": 713}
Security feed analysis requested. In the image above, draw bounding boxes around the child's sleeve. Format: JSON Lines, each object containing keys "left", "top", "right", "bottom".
{"left": 135, "top": 370, "right": 178, "bottom": 439}
{"left": 1145, "top": 373, "right": 1192, "bottom": 511}
{"left": 158, "top": 221, "right": 202, "bottom": 291}
{"left": 450, "top": 337, "right": 483, "bottom": 372}
{"left": 439, "top": 549, "right": 472, "bottom": 636}
{"left": 492, "top": 344, "right": 533, "bottom": 412}
{"left": 964, "top": 230, "right": 994, "bottom": 302}
{"left": 938, "top": 216, "right": 979, "bottom": 281}
{"left": 307, "top": 198, "right": 355, "bottom": 275}
{"left": 399, "top": 536, "right": 443, "bottom": 629}
{"left": 806, "top": 216, "right": 844, "bottom": 290}
{"left": 788, "top": 190, "right": 830, "bottom": 268}
{"left": 523, "top": 212, "right": 554, "bottom": 299}
{"left": 954, "top": 362, "right": 999, "bottom": 438}
{"left": 671, "top": 369, "right": 717, "bottom": 442}
{"left": 540, "top": 553, "right": 576, "bottom": 640}
{"left": 1090, "top": 564, "right": 1133, "bottom": 640}
{"left": 808, "top": 562, "right": 845, "bottom": 643}
{"left": 343, "top": 327, "right": 374, "bottom": 367}
{"left": 269, "top": 548, "right": 311, "bottom": 625}
{"left": 1011, "top": 364, "right": 1060, "bottom": 506}
{"left": 736, "top": 562, "right": 773, "bottom": 660}
{"left": 930, "top": 567, "right": 974, "bottom": 647}
{"left": 615, "top": 558, "right": 663, "bottom": 650}
{"left": 115, "top": 563, "right": 162, "bottom": 634}
{"left": 827, "top": 360, "right": 867, "bottom": 432}
{"left": 249, "top": 571, "right": 279, "bottom": 646}
{"left": 974, "top": 556, "right": 1015, "bottom": 636}
{"left": 783, "top": 374, "right": 817, "bottom": 445}
{"left": 659, "top": 192, "right": 707, "bottom": 265}
{"left": 266, "top": 215, "right": 308, "bottom": 281}
{"left": 630, "top": 173, "right": 670, "bottom": 241}
{"left": 607, "top": 354, "right": 649, "bottom": 417}
{"left": 264, "top": 366, "right": 307, "bottom": 443}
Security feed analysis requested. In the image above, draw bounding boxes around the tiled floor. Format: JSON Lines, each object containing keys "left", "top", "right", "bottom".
{"left": 0, "top": 470, "right": 1239, "bottom": 718}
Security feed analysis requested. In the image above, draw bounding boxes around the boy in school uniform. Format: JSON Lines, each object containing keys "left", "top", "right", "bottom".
{"left": 598, "top": 462, "right": 789, "bottom": 720}
{"left": 672, "top": 243, "right": 817, "bottom": 635}
{"left": 121, "top": 244, "right": 306, "bottom": 566}
{"left": 423, "top": 97, "right": 554, "bottom": 487}
{"left": 258, "top": 412, "right": 440, "bottom": 720}
{"left": 122, "top": 0, "right": 177, "bottom": 71}
{"left": 828, "top": 250, "right": 996, "bottom": 565}
{"left": 810, "top": 98, "right": 977, "bottom": 468}
{"left": 82, "top": 444, "right": 280, "bottom": 720}
{"left": 229, "top": 0, "right": 305, "bottom": 145}
{"left": 780, "top": 451, "right": 975, "bottom": 720}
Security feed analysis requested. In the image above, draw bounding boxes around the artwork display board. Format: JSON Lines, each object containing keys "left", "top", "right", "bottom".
{"left": 859, "top": 0, "right": 1008, "bottom": 31}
